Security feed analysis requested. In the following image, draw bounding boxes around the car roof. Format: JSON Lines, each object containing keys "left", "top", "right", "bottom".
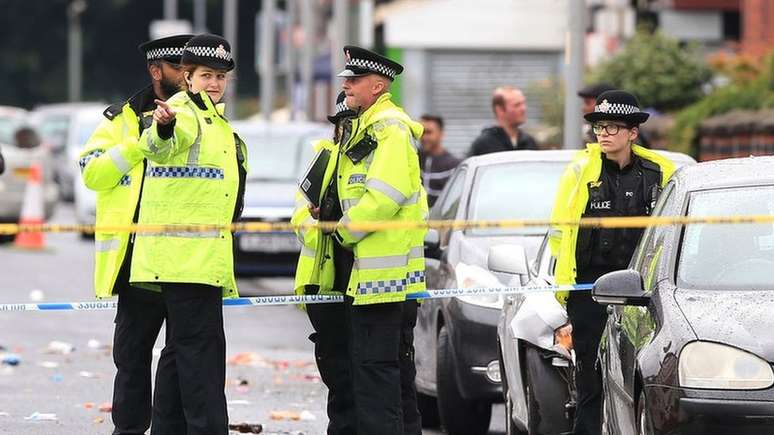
{"left": 31, "top": 102, "right": 106, "bottom": 114}
{"left": 0, "top": 106, "right": 28, "bottom": 118}
{"left": 462, "top": 150, "right": 577, "bottom": 168}
{"left": 673, "top": 156, "right": 774, "bottom": 191}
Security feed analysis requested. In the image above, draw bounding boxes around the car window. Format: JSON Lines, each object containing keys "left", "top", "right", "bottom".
{"left": 0, "top": 115, "right": 24, "bottom": 145}
{"left": 36, "top": 115, "right": 70, "bottom": 149}
{"left": 633, "top": 181, "right": 676, "bottom": 292}
{"left": 467, "top": 161, "right": 566, "bottom": 236}
{"left": 240, "top": 129, "right": 328, "bottom": 181}
{"left": 76, "top": 118, "right": 103, "bottom": 146}
{"left": 677, "top": 185, "right": 774, "bottom": 290}
{"left": 433, "top": 168, "right": 466, "bottom": 220}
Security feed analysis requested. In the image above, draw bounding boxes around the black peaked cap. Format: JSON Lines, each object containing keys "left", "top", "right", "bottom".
{"left": 584, "top": 90, "right": 649, "bottom": 125}
{"left": 181, "top": 34, "right": 235, "bottom": 71}
{"left": 138, "top": 34, "right": 194, "bottom": 64}
{"left": 337, "top": 45, "right": 403, "bottom": 81}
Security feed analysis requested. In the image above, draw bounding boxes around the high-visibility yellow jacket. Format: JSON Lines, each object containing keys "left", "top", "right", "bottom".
{"left": 131, "top": 90, "right": 248, "bottom": 297}
{"left": 293, "top": 93, "right": 428, "bottom": 305}
{"left": 549, "top": 143, "right": 675, "bottom": 304}
{"left": 79, "top": 86, "right": 154, "bottom": 298}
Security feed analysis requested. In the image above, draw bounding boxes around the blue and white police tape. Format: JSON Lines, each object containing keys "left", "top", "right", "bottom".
{"left": 0, "top": 283, "right": 593, "bottom": 312}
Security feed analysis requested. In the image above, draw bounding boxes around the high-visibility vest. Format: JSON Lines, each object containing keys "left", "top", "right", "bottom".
{"left": 79, "top": 87, "right": 152, "bottom": 298}
{"left": 549, "top": 143, "right": 676, "bottom": 304}
{"left": 131, "top": 90, "right": 248, "bottom": 297}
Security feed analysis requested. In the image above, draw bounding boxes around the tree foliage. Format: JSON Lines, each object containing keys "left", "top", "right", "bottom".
{"left": 588, "top": 30, "right": 713, "bottom": 111}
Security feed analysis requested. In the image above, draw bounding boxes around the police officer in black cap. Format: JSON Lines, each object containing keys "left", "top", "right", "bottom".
{"left": 78, "top": 33, "right": 192, "bottom": 435}
{"left": 550, "top": 90, "right": 675, "bottom": 434}
{"left": 578, "top": 82, "right": 616, "bottom": 143}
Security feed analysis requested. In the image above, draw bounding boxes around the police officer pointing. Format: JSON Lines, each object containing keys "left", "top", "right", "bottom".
{"left": 549, "top": 90, "right": 676, "bottom": 435}
{"left": 79, "top": 34, "right": 192, "bottom": 435}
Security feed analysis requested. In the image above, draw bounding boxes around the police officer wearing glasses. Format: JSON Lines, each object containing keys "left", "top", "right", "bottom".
{"left": 549, "top": 90, "right": 676, "bottom": 435}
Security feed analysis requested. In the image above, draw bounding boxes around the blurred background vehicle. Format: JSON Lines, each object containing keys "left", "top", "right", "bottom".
{"left": 29, "top": 102, "right": 105, "bottom": 202}
{"left": 0, "top": 106, "right": 58, "bottom": 242}
{"left": 230, "top": 120, "right": 330, "bottom": 282}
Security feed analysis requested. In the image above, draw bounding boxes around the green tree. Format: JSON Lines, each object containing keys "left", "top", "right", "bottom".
{"left": 588, "top": 30, "right": 712, "bottom": 111}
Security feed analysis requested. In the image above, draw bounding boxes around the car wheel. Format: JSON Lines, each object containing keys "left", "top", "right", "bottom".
{"left": 524, "top": 346, "right": 573, "bottom": 434}
{"left": 436, "top": 325, "right": 491, "bottom": 435}
{"left": 416, "top": 392, "right": 440, "bottom": 428}
{"left": 637, "top": 391, "right": 653, "bottom": 435}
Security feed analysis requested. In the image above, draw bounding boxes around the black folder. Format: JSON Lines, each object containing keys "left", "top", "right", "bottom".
{"left": 298, "top": 148, "right": 331, "bottom": 208}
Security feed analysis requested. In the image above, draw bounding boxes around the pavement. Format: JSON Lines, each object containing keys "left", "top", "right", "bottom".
{"left": 0, "top": 204, "right": 505, "bottom": 434}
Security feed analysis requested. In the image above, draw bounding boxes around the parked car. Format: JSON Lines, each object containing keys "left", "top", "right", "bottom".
{"left": 417, "top": 149, "right": 696, "bottom": 435}
{"left": 70, "top": 109, "right": 108, "bottom": 232}
{"left": 494, "top": 150, "right": 696, "bottom": 435}
{"left": 415, "top": 150, "right": 575, "bottom": 435}
{"left": 230, "top": 120, "right": 330, "bottom": 280}
{"left": 29, "top": 102, "right": 105, "bottom": 201}
{"left": 0, "top": 107, "right": 58, "bottom": 241}
{"left": 594, "top": 156, "right": 774, "bottom": 435}
{"left": 497, "top": 234, "right": 577, "bottom": 435}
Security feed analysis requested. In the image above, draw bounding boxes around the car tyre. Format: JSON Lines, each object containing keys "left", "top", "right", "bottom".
{"left": 524, "top": 346, "right": 572, "bottom": 434}
{"left": 436, "top": 325, "right": 491, "bottom": 435}
{"left": 416, "top": 392, "right": 440, "bottom": 428}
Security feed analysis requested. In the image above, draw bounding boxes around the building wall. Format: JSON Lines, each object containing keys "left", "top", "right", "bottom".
{"left": 741, "top": 0, "right": 774, "bottom": 58}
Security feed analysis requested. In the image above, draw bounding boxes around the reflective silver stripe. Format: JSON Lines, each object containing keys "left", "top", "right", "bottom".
{"left": 404, "top": 192, "right": 419, "bottom": 205}
{"left": 549, "top": 229, "right": 562, "bottom": 238}
{"left": 95, "top": 239, "right": 120, "bottom": 252}
{"left": 365, "top": 178, "right": 408, "bottom": 205}
{"left": 107, "top": 146, "right": 130, "bottom": 174}
{"left": 184, "top": 102, "right": 203, "bottom": 166}
{"left": 373, "top": 118, "right": 408, "bottom": 133}
{"left": 146, "top": 130, "right": 169, "bottom": 154}
{"left": 341, "top": 215, "right": 368, "bottom": 242}
{"left": 409, "top": 246, "right": 424, "bottom": 259}
{"left": 298, "top": 217, "right": 315, "bottom": 242}
{"left": 145, "top": 231, "right": 221, "bottom": 238}
{"left": 355, "top": 254, "right": 408, "bottom": 270}
{"left": 342, "top": 198, "right": 359, "bottom": 213}
{"left": 301, "top": 246, "right": 316, "bottom": 258}
{"left": 295, "top": 195, "right": 309, "bottom": 210}
{"left": 424, "top": 168, "right": 456, "bottom": 179}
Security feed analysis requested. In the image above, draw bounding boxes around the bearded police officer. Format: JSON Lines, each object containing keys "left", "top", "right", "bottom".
{"left": 549, "top": 90, "right": 676, "bottom": 435}
{"left": 295, "top": 46, "right": 427, "bottom": 435}
{"left": 78, "top": 34, "right": 192, "bottom": 435}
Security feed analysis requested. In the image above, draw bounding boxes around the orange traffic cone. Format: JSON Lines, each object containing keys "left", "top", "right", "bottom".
{"left": 14, "top": 162, "right": 45, "bottom": 250}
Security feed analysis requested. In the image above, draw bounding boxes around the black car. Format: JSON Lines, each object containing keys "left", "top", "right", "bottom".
{"left": 594, "top": 156, "right": 774, "bottom": 435}
{"left": 416, "top": 150, "right": 574, "bottom": 435}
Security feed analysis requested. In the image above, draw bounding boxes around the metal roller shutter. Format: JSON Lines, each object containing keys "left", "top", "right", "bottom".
{"left": 427, "top": 50, "right": 561, "bottom": 155}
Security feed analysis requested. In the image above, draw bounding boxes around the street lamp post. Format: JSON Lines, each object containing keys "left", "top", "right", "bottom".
{"left": 68, "top": 0, "right": 87, "bottom": 103}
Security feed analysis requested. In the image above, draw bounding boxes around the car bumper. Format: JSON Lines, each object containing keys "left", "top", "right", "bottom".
{"left": 447, "top": 297, "right": 503, "bottom": 402}
{"left": 646, "top": 385, "right": 774, "bottom": 434}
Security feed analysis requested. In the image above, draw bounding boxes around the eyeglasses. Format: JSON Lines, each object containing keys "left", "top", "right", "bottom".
{"left": 592, "top": 123, "right": 628, "bottom": 136}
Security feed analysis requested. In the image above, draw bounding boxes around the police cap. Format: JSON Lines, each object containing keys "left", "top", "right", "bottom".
{"left": 337, "top": 45, "right": 403, "bottom": 81}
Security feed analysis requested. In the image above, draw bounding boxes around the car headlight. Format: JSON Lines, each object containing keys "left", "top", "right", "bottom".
{"left": 454, "top": 262, "right": 504, "bottom": 309}
{"left": 679, "top": 341, "right": 774, "bottom": 390}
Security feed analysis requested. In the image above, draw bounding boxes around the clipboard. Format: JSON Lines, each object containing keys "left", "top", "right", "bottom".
{"left": 298, "top": 148, "right": 331, "bottom": 208}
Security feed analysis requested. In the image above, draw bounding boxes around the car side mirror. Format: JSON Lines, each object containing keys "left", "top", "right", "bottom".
{"left": 592, "top": 269, "right": 649, "bottom": 306}
{"left": 487, "top": 244, "right": 529, "bottom": 278}
{"left": 424, "top": 229, "right": 441, "bottom": 260}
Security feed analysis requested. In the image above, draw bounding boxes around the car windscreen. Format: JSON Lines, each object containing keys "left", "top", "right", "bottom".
{"left": 677, "top": 185, "right": 774, "bottom": 290}
{"left": 76, "top": 118, "right": 103, "bottom": 146}
{"left": 0, "top": 116, "right": 24, "bottom": 145}
{"left": 467, "top": 161, "right": 567, "bottom": 236}
{"left": 241, "top": 130, "right": 325, "bottom": 181}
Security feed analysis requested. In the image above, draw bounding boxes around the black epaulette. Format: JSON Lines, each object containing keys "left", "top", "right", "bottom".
{"left": 103, "top": 103, "right": 124, "bottom": 121}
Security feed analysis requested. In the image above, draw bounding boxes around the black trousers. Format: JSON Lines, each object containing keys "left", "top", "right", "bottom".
{"left": 112, "top": 285, "right": 168, "bottom": 435}
{"left": 566, "top": 289, "right": 608, "bottom": 435}
{"left": 308, "top": 299, "right": 420, "bottom": 435}
{"left": 151, "top": 283, "right": 228, "bottom": 435}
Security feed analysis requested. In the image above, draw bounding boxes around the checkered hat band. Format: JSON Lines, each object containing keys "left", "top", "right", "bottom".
{"left": 595, "top": 102, "right": 639, "bottom": 115}
{"left": 146, "top": 166, "right": 224, "bottom": 179}
{"left": 146, "top": 47, "right": 185, "bottom": 61}
{"left": 185, "top": 46, "right": 232, "bottom": 61}
{"left": 335, "top": 101, "right": 349, "bottom": 115}
{"left": 347, "top": 58, "right": 396, "bottom": 79}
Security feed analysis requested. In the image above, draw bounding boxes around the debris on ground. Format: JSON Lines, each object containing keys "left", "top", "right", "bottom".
{"left": 46, "top": 341, "right": 75, "bottom": 355}
{"left": 1, "top": 354, "right": 21, "bottom": 366}
{"left": 83, "top": 402, "right": 95, "bottom": 410}
{"left": 228, "top": 422, "right": 263, "bottom": 433}
{"left": 24, "top": 412, "right": 58, "bottom": 421}
{"left": 298, "top": 411, "right": 316, "bottom": 421}
{"left": 227, "top": 399, "right": 251, "bottom": 406}
{"left": 50, "top": 374, "right": 64, "bottom": 382}
{"left": 79, "top": 370, "right": 97, "bottom": 378}
{"left": 93, "top": 416, "right": 104, "bottom": 424}
{"left": 87, "top": 339, "right": 111, "bottom": 351}
{"left": 269, "top": 410, "right": 301, "bottom": 421}
{"left": 39, "top": 361, "right": 59, "bottom": 369}
{"left": 98, "top": 402, "right": 112, "bottom": 413}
